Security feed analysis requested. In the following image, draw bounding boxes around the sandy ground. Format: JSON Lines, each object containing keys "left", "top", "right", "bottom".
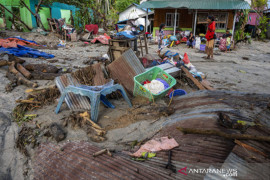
{"left": 0, "top": 30, "right": 270, "bottom": 179}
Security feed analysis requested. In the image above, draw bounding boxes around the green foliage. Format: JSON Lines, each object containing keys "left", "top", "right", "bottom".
{"left": 115, "top": 0, "right": 140, "bottom": 12}
{"left": 234, "top": 9, "right": 250, "bottom": 42}
{"left": 257, "top": 15, "right": 270, "bottom": 39}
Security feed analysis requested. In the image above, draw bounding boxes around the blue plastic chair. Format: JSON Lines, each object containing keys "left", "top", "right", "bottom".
{"left": 55, "top": 80, "right": 132, "bottom": 122}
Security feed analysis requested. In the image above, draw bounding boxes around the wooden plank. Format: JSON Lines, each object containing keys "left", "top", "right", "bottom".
{"left": 164, "top": 67, "right": 180, "bottom": 77}
{"left": 181, "top": 67, "right": 205, "bottom": 90}
{"left": 201, "top": 80, "right": 215, "bottom": 90}
{"left": 146, "top": 63, "right": 174, "bottom": 71}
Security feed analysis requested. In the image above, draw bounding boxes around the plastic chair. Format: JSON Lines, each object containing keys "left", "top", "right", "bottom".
{"left": 55, "top": 80, "right": 132, "bottom": 122}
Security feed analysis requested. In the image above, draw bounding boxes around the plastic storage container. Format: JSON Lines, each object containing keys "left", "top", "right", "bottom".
{"left": 169, "top": 89, "right": 187, "bottom": 99}
{"left": 200, "top": 44, "right": 206, "bottom": 51}
{"left": 133, "top": 67, "right": 176, "bottom": 100}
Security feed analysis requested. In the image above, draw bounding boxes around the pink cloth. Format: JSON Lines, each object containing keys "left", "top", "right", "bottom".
{"left": 219, "top": 38, "right": 226, "bottom": 51}
{"left": 247, "top": 13, "right": 260, "bottom": 26}
{"left": 132, "top": 137, "right": 179, "bottom": 157}
{"left": 91, "top": 33, "right": 111, "bottom": 44}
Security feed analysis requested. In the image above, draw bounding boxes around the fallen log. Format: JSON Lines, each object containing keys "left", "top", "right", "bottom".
{"left": 9, "top": 62, "right": 38, "bottom": 88}
{"left": 8, "top": 55, "right": 25, "bottom": 64}
{"left": 0, "top": 60, "right": 11, "bottom": 67}
{"left": 31, "top": 71, "right": 61, "bottom": 80}
{"left": 177, "top": 127, "right": 270, "bottom": 142}
{"left": 25, "top": 64, "right": 59, "bottom": 73}
{"left": 181, "top": 67, "right": 205, "bottom": 90}
{"left": 16, "top": 64, "right": 32, "bottom": 79}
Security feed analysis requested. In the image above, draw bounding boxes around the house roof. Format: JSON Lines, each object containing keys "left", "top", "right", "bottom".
{"left": 138, "top": 0, "right": 250, "bottom": 10}
{"left": 120, "top": 3, "right": 152, "bottom": 14}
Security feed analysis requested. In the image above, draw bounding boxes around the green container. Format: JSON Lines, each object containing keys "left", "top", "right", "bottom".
{"left": 133, "top": 66, "right": 176, "bottom": 101}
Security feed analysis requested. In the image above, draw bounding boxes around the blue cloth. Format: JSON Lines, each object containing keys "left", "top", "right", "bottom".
{"left": 164, "top": 50, "right": 179, "bottom": 58}
{"left": 156, "top": 78, "right": 169, "bottom": 90}
{"left": 116, "top": 31, "right": 135, "bottom": 39}
{"left": 0, "top": 45, "right": 55, "bottom": 59}
{"left": 227, "top": 45, "right": 231, "bottom": 49}
{"left": 10, "top": 37, "right": 39, "bottom": 45}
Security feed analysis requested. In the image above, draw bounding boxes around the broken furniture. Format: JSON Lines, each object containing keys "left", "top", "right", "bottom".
{"left": 108, "top": 49, "right": 145, "bottom": 94}
{"left": 138, "top": 34, "right": 149, "bottom": 57}
{"left": 108, "top": 38, "right": 137, "bottom": 61}
{"left": 55, "top": 77, "right": 132, "bottom": 122}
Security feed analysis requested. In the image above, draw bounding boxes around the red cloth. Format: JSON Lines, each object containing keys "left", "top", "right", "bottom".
{"left": 183, "top": 53, "right": 190, "bottom": 64}
{"left": 0, "top": 38, "right": 39, "bottom": 48}
{"left": 85, "top": 24, "right": 99, "bottom": 35}
{"left": 205, "top": 21, "right": 216, "bottom": 41}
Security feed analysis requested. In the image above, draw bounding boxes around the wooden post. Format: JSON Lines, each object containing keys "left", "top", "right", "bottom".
{"left": 173, "top": 9, "right": 177, "bottom": 36}
{"left": 0, "top": 3, "right": 32, "bottom": 30}
{"left": 193, "top": 9, "right": 198, "bottom": 36}
{"left": 232, "top": 10, "right": 237, "bottom": 41}
{"left": 146, "top": 8, "right": 149, "bottom": 32}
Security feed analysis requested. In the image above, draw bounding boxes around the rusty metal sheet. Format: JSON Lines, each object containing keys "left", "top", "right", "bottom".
{"left": 108, "top": 50, "right": 144, "bottom": 94}
{"left": 34, "top": 91, "right": 270, "bottom": 179}
{"left": 34, "top": 142, "right": 178, "bottom": 180}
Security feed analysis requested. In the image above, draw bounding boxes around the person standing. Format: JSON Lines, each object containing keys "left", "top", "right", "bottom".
{"left": 204, "top": 16, "right": 216, "bottom": 59}
{"left": 157, "top": 23, "right": 165, "bottom": 55}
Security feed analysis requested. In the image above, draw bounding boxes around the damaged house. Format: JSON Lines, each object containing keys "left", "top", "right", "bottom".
{"left": 139, "top": 0, "right": 250, "bottom": 37}
{"left": 0, "top": 0, "right": 79, "bottom": 30}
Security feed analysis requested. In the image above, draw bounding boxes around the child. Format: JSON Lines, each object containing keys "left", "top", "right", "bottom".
{"left": 225, "top": 34, "right": 232, "bottom": 53}
{"left": 187, "top": 32, "right": 195, "bottom": 48}
{"left": 157, "top": 23, "right": 165, "bottom": 55}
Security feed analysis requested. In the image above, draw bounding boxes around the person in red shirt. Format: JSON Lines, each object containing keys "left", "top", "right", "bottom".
{"left": 204, "top": 16, "right": 216, "bottom": 59}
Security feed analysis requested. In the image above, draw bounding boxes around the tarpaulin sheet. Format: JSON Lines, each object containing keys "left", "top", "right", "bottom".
{"left": 0, "top": 37, "right": 39, "bottom": 48}
{"left": 0, "top": 37, "right": 54, "bottom": 59}
{"left": 0, "top": 45, "right": 55, "bottom": 59}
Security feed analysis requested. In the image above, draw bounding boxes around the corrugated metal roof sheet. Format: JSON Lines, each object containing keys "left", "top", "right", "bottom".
{"left": 139, "top": 0, "right": 250, "bottom": 9}
{"left": 108, "top": 49, "right": 145, "bottom": 94}
{"left": 33, "top": 91, "right": 270, "bottom": 179}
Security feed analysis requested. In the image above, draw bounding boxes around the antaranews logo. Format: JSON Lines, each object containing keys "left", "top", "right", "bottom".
{"left": 178, "top": 167, "right": 237, "bottom": 177}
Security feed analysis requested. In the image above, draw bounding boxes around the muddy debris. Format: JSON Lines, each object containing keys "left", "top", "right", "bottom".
{"left": 12, "top": 86, "right": 60, "bottom": 123}
{"left": 16, "top": 126, "right": 40, "bottom": 157}
{"left": 105, "top": 103, "right": 175, "bottom": 131}
{"left": 50, "top": 123, "right": 66, "bottom": 142}
{"left": 62, "top": 111, "right": 106, "bottom": 142}
{"left": 71, "top": 65, "right": 95, "bottom": 86}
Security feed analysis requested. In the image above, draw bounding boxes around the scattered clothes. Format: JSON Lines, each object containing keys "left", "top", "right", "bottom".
{"left": 132, "top": 137, "right": 179, "bottom": 157}
{"left": 91, "top": 33, "right": 111, "bottom": 44}
{"left": 0, "top": 37, "right": 54, "bottom": 58}
{"left": 85, "top": 24, "right": 99, "bottom": 35}
{"left": 0, "top": 37, "right": 39, "bottom": 48}
{"left": 116, "top": 31, "right": 136, "bottom": 39}
{"left": 0, "top": 45, "right": 55, "bottom": 59}
{"left": 143, "top": 80, "right": 165, "bottom": 94}
{"left": 156, "top": 78, "right": 169, "bottom": 89}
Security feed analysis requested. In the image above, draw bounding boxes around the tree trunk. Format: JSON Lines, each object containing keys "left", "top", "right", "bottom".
{"left": 0, "top": 3, "right": 32, "bottom": 30}
{"left": 20, "top": 0, "right": 46, "bottom": 30}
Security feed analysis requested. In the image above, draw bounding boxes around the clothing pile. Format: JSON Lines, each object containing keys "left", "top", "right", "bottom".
{"left": 143, "top": 78, "right": 169, "bottom": 94}
{"left": 0, "top": 37, "right": 54, "bottom": 59}
{"left": 91, "top": 33, "right": 111, "bottom": 44}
